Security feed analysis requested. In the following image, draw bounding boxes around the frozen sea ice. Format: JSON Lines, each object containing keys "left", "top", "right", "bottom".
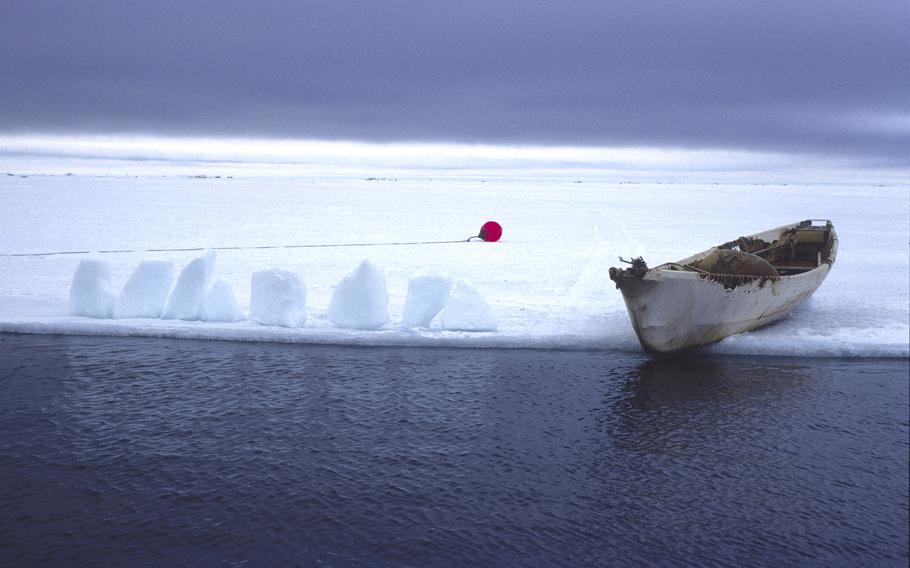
{"left": 114, "top": 259, "right": 175, "bottom": 318}
{"left": 201, "top": 279, "right": 244, "bottom": 322}
{"left": 441, "top": 281, "right": 497, "bottom": 332}
{"left": 401, "top": 273, "right": 452, "bottom": 328}
{"left": 69, "top": 257, "right": 116, "bottom": 319}
{"left": 162, "top": 251, "right": 216, "bottom": 320}
{"left": 249, "top": 269, "right": 307, "bottom": 327}
{"left": 328, "top": 260, "right": 390, "bottom": 329}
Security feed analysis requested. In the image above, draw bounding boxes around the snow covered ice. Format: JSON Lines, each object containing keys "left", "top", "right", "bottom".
{"left": 249, "top": 269, "right": 307, "bottom": 328}
{"left": 162, "top": 251, "right": 215, "bottom": 320}
{"left": 69, "top": 258, "right": 116, "bottom": 318}
{"left": 441, "top": 281, "right": 497, "bottom": 332}
{"left": 328, "top": 260, "right": 390, "bottom": 330}
{"left": 401, "top": 273, "right": 452, "bottom": 328}
{"left": 114, "top": 260, "right": 174, "bottom": 318}
{"left": 0, "top": 149, "right": 907, "bottom": 358}
{"left": 202, "top": 279, "right": 243, "bottom": 322}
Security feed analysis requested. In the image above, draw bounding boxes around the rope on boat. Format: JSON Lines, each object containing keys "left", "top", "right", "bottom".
{"left": 697, "top": 272, "right": 779, "bottom": 290}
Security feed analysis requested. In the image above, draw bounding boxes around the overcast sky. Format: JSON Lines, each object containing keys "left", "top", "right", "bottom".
{"left": 1, "top": 0, "right": 907, "bottom": 164}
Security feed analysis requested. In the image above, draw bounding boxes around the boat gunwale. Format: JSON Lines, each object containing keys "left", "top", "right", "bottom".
{"left": 647, "top": 221, "right": 839, "bottom": 282}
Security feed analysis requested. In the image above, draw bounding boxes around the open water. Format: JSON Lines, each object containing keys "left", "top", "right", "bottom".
{"left": 0, "top": 333, "right": 907, "bottom": 567}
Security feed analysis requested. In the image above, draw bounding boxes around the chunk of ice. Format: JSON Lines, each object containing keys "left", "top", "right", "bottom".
{"left": 69, "top": 257, "right": 116, "bottom": 318}
{"left": 201, "top": 279, "right": 244, "bottom": 322}
{"left": 249, "top": 268, "right": 307, "bottom": 327}
{"left": 162, "top": 251, "right": 216, "bottom": 320}
{"left": 441, "top": 281, "right": 497, "bottom": 332}
{"left": 328, "top": 260, "right": 390, "bottom": 329}
{"left": 401, "top": 273, "right": 452, "bottom": 328}
{"left": 114, "top": 260, "right": 174, "bottom": 318}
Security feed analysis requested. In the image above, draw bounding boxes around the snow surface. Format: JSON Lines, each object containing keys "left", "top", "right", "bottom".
{"left": 401, "top": 273, "right": 453, "bottom": 328}
{"left": 69, "top": 258, "right": 116, "bottom": 318}
{"left": 441, "top": 281, "right": 497, "bottom": 332}
{"left": 249, "top": 269, "right": 307, "bottom": 328}
{"left": 114, "top": 259, "right": 174, "bottom": 318}
{"left": 328, "top": 260, "right": 391, "bottom": 330}
{"left": 162, "top": 252, "right": 215, "bottom": 320}
{"left": 1, "top": 154, "right": 908, "bottom": 357}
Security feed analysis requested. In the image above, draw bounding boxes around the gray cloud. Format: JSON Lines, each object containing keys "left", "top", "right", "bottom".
{"left": 1, "top": 0, "right": 908, "bottom": 163}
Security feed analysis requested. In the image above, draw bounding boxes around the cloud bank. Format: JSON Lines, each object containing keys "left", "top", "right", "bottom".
{"left": 1, "top": 0, "right": 907, "bottom": 164}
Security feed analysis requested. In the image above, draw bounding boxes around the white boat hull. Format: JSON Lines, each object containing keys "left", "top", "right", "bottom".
{"left": 611, "top": 220, "right": 838, "bottom": 354}
{"left": 617, "top": 264, "right": 831, "bottom": 353}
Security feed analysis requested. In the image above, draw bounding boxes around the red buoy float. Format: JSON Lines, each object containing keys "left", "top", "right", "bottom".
{"left": 478, "top": 221, "right": 502, "bottom": 242}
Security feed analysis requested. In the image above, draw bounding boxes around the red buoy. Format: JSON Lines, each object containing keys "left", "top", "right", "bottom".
{"left": 478, "top": 221, "right": 502, "bottom": 242}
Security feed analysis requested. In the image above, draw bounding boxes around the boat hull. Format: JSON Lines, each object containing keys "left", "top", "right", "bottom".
{"left": 611, "top": 220, "right": 838, "bottom": 353}
{"left": 617, "top": 265, "right": 831, "bottom": 353}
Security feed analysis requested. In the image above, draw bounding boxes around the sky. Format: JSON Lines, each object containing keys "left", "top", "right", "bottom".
{"left": 1, "top": 0, "right": 908, "bottom": 166}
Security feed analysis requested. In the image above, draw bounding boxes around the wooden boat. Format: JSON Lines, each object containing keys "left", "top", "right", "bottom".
{"left": 609, "top": 220, "right": 838, "bottom": 354}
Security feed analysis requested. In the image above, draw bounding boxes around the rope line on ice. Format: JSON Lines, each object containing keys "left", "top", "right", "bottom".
{"left": 1, "top": 221, "right": 504, "bottom": 258}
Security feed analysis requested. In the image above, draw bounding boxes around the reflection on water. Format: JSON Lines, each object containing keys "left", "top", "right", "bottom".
{"left": 0, "top": 333, "right": 907, "bottom": 567}
{"left": 629, "top": 356, "right": 814, "bottom": 404}
{"left": 601, "top": 355, "right": 818, "bottom": 456}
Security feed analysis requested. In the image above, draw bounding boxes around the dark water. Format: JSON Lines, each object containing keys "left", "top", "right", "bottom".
{"left": 0, "top": 334, "right": 907, "bottom": 568}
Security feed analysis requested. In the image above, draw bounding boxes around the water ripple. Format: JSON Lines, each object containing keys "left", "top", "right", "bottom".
{"left": 0, "top": 333, "right": 907, "bottom": 567}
